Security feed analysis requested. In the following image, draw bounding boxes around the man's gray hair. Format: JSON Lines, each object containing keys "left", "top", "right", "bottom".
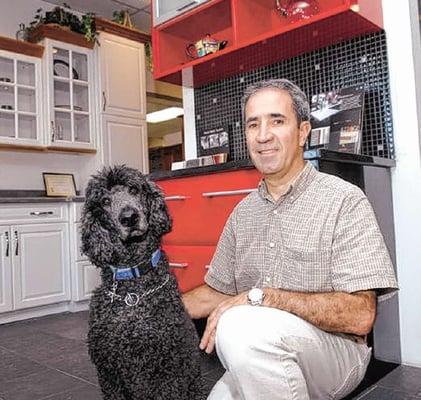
{"left": 241, "top": 79, "right": 310, "bottom": 126}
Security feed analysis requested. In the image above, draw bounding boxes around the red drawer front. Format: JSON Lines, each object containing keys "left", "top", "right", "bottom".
{"left": 163, "top": 245, "right": 215, "bottom": 293}
{"left": 158, "top": 168, "right": 261, "bottom": 246}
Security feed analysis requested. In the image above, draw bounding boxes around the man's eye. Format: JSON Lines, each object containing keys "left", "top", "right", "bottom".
{"left": 129, "top": 187, "right": 139, "bottom": 195}
{"left": 247, "top": 123, "right": 257, "bottom": 129}
{"left": 273, "top": 119, "right": 284, "bottom": 125}
{"left": 102, "top": 198, "right": 111, "bottom": 206}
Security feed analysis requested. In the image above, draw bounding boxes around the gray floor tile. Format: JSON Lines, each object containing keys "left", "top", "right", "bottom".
{"left": 38, "top": 384, "right": 102, "bottom": 400}
{"left": 378, "top": 365, "right": 421, "bottom": 396}
{"left": 0, "top": 347, "right": 47, "bottom": 384}
{"left": 356, "top": 384, "right": 419, "bottom": 399}
{"left": 0, "top": 369, "right": 88, "bottom": 400}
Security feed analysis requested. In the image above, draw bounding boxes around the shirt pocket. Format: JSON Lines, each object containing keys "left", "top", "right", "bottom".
{"left": 282, "top": 247, "right": 332, "bottom": 292}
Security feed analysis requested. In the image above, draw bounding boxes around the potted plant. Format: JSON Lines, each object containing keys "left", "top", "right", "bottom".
{"left": 18, "top": 3, "right": 98, "bottom": 44}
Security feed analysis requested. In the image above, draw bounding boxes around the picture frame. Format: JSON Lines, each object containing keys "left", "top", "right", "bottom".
{"left": 43, "top": 172, "right": 77, "bottom": 197}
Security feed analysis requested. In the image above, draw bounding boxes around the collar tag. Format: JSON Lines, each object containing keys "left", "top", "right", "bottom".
{"left": 151, "top": 249, "right": 161, "bottom": 269}
{"left": 114, "top": 267, "right": 137, "bottom": 280}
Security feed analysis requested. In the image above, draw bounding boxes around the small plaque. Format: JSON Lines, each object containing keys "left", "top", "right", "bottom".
{"left": 43, "top": 173, "right": 77, "bottom": 197}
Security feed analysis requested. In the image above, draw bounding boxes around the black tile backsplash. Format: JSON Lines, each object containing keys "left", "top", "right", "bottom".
{"left": 194, "top": 31, "right": 394, "bottom": 160}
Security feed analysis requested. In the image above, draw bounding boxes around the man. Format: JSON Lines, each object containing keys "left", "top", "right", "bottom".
{"left": 183, "top": 79, "right": 398, "bottom": 399}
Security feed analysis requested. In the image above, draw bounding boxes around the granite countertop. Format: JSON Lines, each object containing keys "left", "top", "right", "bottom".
{"left": 149, "top": 150, "right": 396, "bottom": 181}
{"left": 0, "top": 190, "right": 85, "bottom": 204}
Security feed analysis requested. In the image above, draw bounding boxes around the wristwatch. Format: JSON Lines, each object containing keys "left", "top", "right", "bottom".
{"left": 247, "top": 288, "right": 265, "bottom": 306}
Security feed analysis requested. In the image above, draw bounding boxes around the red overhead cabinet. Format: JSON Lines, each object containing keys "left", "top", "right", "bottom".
{"left": 152, "top": 0, "right": 383, "bottom": 87}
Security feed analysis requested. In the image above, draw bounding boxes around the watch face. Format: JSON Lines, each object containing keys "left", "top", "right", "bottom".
{"left": 248, "top": 288, "right": 263, "bottom": 303}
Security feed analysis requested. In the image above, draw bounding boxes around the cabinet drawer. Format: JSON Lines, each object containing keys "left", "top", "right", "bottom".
{"left": 0, "top": 204, "right": 67, "bottom": 224}
{"left": 159, "top": 168, "right": 260, "bottom": 246}
{"left": 163, "top": 245, "right": 215, "bottom": 293}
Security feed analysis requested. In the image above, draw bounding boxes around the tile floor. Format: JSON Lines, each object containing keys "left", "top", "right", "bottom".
{"left": 0, "top": 311, "right": 419, "bottom": 400}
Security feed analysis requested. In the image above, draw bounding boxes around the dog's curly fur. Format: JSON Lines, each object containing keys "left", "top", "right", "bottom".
{"left": 81, "top": 165, "right": 205, "bottom": 400}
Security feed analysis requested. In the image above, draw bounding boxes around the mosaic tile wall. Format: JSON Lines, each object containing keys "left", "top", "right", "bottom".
{"left": 194, "top": 31, "right": 394, "bottom": 160}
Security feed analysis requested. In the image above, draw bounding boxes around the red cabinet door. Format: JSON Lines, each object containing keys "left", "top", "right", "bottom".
{"left": 158, "top": 168, "right": 261, "bottom": 246}
{"left": 163, "top": 244, "right": 215, "bottom": 293}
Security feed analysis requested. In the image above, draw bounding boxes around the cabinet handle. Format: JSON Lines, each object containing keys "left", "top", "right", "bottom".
{"left": 176, "top": 1, "right": 197, "bottom": 11}
{"left": 30, "top": 211, "right": 54, "bottom": 216}
{"left": 169, "top": 262, "right": 188, "bottom": 269}
{"left": 4, "top": 231, "right": 9, "bottom": 257}
{"left": 164, "top": 195, "right": 190, "bottom": 201}
{"left": 102, "top": 91, "right": 107, "bottom": 112}
{"left": 14, "top": 231, "right": 18, "bottom": 256}
{"left": 51, "top": 120, "right": 55, "bottom": 142}
{"left": 202, "top": 188, "right": 257, "bottom": 198}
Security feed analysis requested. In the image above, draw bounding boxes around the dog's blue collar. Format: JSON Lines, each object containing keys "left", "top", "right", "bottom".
{"left": 110, "top": 249, "right": 161, "bottom": 281}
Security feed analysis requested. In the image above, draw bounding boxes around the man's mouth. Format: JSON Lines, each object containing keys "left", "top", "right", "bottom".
{"left": 258, "top": 149, "right": 277, "bottom": 155}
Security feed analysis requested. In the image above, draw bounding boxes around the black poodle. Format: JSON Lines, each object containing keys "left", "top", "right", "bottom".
{"left": 81, "top": 165, "right": 205, "bottom": 400}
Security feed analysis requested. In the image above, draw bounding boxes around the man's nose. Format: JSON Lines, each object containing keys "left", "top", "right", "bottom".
{"left": 256, "top": 122, "right": 273, "bottom": 142}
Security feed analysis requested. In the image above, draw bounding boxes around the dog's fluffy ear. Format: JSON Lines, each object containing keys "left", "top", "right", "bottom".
{"left": 80, "top": 174, "right": 117, "bottom": 266}
{"left": 143, "top": 179, "right": 172, "bottom": 238}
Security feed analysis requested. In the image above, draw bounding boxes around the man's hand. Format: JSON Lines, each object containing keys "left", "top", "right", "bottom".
{"left": 199, "top": 292, "right": 249, "bottom": 354}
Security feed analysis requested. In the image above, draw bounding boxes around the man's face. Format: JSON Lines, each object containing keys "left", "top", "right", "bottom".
{"left": 245, "top": 88, "right": 310, "bottom": 178}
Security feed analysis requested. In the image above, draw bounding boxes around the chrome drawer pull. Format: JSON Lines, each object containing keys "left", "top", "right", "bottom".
{"left": 164, "top": 196, "right": 190, "bottom": 201}
{"left": 14, "top": 231, "right": 18, "bottom": 256}
{"left": 202, "top": 188, "right": 257, "bottom": 198}
{"left": 4, "top": 231, "right": 9, "bottom": 257}
{"left": 169, "top": 262, "right": 188, "bottom": 269}
{"left": 30, "top": 211, "right": 54, "bottom": 216}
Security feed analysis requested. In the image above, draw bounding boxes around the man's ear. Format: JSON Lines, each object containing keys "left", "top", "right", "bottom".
{"left": 298, "top": 121, "right": 312, "bottom": 147}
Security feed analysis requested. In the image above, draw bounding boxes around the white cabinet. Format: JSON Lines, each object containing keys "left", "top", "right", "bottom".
{"left": 97, "top": 32, "right": 148, "bottom": 173}
{"left": 99, "top": 33, "right": 146, "bottom": 119}
{"left": 102, "top": 114, "right": 148, "bottom": 171}
{"left": 0, "top": 50, "right": 43, "bottom": 146}
{"left": 43, "top": 39, "right": 96, "bottom": 150}
{"left": 70, "top": 203, "right": 100, "bottom": 301}
{"left": 0, "top": 204, "right": 70, "bottom": 314}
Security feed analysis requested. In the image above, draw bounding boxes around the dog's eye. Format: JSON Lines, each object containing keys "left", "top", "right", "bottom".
{"left": 129, "top": 186, "right": 139, "bottom": 195}
{"left": 102, "top": 198, "right": 111, "bottom": 206}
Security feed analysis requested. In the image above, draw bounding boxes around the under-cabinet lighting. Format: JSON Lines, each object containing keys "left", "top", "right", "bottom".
{"left": 146, "top": 107, "right": 184, "bottom": 123}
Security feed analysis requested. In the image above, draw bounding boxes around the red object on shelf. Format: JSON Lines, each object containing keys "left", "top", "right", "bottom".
{"left": 156, "top": 167, "right": 261, "bottom": 291}
{"left": 152, "top": 0, "right": 383, "bottom": 87}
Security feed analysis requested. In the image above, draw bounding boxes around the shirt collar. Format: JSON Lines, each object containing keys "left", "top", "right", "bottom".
{"left": 257, "top": 161, "right": 316, "bottom": 204}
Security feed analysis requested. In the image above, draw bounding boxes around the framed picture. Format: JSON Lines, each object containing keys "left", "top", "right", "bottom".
{"left": 43, "top": 173, "right": 77, "bottom": 197}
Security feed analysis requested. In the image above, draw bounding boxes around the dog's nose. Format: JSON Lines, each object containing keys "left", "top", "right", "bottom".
{"left": 119, "top": 207, "right": 139, "bottom": 227}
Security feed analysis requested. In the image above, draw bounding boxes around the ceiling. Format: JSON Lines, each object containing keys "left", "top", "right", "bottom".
{"left": 43, "top": 1, "right": 184, "bottom": 142}
{"left": 43, "top": 0, "right": 152, "bottom": 35}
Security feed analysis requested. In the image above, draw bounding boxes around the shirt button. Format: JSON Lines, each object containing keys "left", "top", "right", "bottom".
{"left": 265, "top": 277, "right": 271, "bottom": 282}
{"left": 290, "top": 196, "right": 294, "bottom": 200}
{"left": 269, "top": 242, "right": 275, "bottom": 248}
{"left": 273, "top": 210, "right": 278, "bottom": 215}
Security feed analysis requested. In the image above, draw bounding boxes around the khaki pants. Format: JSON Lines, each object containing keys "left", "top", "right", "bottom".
{"left": 208, "top": 305, "right": 371, "bottom": 400}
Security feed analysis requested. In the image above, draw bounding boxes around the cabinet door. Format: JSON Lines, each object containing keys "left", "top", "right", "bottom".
{"left": 45, "top": 39, "right": 96, "bottom": 150}
{"left": 0, "top": 50, "right": 43, "bottom": 147}
{"left": 99, "top": 33, "right": 146, "bottom": 118}
{"left": 12, "top": 223, "right": 70, "bottom": 310}
{"left": 0, "top": 227, "right": 13, "bottom": 313}
{"left": 102, "top": 114, "right": 149, "bottom": 173}
{"left": 75, "top": 261, "right": 101, "bottom": 301}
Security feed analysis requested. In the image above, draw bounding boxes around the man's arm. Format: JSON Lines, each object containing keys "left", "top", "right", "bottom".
{"left": 182, "top": 284, "right": 232, "bottom": 319}
{"left": 200, "top": 288, "right": 376, "bottom": 354}
{"left": 263, "top": 288, "right": 377, "bottom": 336}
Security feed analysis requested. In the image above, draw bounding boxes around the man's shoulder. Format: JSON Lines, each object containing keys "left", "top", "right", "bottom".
{"left": 311, "top": 170, "right": 365, "bottom": 200}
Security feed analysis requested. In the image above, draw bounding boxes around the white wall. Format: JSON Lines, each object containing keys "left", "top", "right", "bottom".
{"left": 0, "top": 0, "right": 101, "bottom": 193}
{"left": 383, "top": 0, "right": 421, "bottom": 367}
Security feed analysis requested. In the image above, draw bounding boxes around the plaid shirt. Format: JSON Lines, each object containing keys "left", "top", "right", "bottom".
{"left": 205, "top": 162, "right": 398, "bottom": 300}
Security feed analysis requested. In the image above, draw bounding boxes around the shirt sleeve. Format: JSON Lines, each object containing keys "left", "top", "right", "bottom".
{"left": 331, "top": 188, "right": 398, "bottom": 301}
{"left": 204, "top": 208, "right": 238, "bottom": 295}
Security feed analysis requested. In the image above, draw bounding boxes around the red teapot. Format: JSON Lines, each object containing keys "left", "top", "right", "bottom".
{"left": 275, "top": 0, "right": 320, "bottom": 23}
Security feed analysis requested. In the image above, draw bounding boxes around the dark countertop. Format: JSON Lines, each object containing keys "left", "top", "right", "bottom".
{"left": 0, "top": 190, "right": 85, "bottom": 204}
{"left": 149, "top": 150, "right": 395, "bottom": 181}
